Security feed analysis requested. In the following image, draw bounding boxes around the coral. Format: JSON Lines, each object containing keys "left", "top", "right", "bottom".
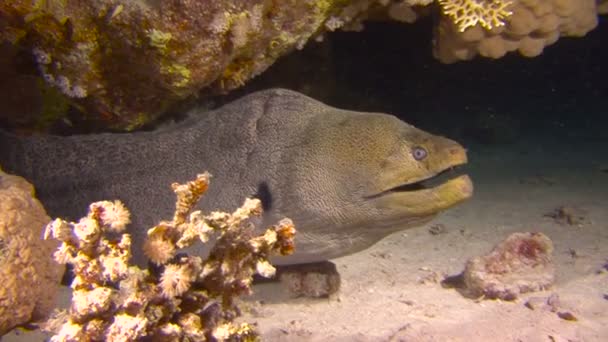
{"left": 0, "top": 1, "right": 602, "bottom": 130}
{"left": 0, "top": 0, "right": 350, "bottom": 131}
{"left": 0, "top": 168, "right": 63, "bottom": 335}
{"left": 462, "top": 232, "right": 555, "bottom": 300}
{"left": 434, "top": 0, "right": 599, "bottom": 63}
{"left": 319, "top": 0, "right": 514, "bottom": 36}
{"left": 42, "top": 173, "right": 296, "bottom": 341}
{"left": 314, "top": 0, "right": 599, "bottom": 64}
{"left": 438, "top": 0, "right": 514, "bottom": 32}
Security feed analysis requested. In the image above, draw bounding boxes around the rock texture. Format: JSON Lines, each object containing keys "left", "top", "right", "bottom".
{"left": 434, "top": 0, "right": 599, "bottom": 63}
{"left": 463, "top": 232, "right": 555, "bottom": 300}
{"left": 0, "top": 168, "right": 62, "bottom": 335}
{"left": 0, "top": 0, "right": 602, "bottom": 130}
{"left": 1, "top": 0, "right": 348, "bottom": 130}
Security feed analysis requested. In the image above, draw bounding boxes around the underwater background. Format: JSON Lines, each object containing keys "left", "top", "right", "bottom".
{"left": 235, "top": 18, "right": 608, "bottom": 340}
{"left": 244, "top": 15, "right": 608, "bottom": 147}
{"left": 2, "top": 6, "right": 607, "bottom": 342}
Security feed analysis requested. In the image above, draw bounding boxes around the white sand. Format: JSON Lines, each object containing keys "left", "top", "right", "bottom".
{"left": 245, "top": 138, "right": 608, "bottom": 341}
{"left": 5, "top": 138, "right": 608, "bottom": 341}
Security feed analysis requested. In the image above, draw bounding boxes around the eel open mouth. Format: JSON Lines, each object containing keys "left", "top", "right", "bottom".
{"left": 387, "top": 165, "right": 467, "bottom": 192}
{"left": 365, "top": 163, "right": 469, "bottom": 200}
{"left": 366, "top": 162, "right": 472, "bottom": 216}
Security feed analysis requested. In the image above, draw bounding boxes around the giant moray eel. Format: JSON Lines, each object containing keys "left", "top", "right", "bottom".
{"left": 0, "top": 89, "right": 473, "bottom": 265}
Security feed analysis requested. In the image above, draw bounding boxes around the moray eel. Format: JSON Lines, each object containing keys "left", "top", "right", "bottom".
{"left": 0, "top": 89, "right": 472, "bottom": 265}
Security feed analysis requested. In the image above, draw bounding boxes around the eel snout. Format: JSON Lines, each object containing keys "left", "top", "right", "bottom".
{"left": 368, "top": 153, "right": 473, "bottom": 217}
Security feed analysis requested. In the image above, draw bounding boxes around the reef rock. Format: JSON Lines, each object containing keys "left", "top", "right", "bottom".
{"left": 0, "top": 0, "right": 602, "bottom": 130}
{"left": 0, "top": 168, "right": 62, "bottom": 335}
{"left": 434, "top": 0, "right": 599, "bottom": 63}
{"left": 1, "top": 0, "right": 349, "bottom": 130}
{"left": 278, "top": 261, "right": 341, "bottom": 298}
{"left": 463, "top": 232, "right": 555, "bottom": 300}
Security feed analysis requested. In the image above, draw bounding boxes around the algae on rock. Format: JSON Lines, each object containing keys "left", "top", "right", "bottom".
{"left": 0, "top": 0, "right": 350, "bottom": 130}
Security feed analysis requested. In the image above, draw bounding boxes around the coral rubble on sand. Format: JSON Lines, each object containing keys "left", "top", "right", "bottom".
{"left": 42, "top": 173, "right": 296, "bottom": 341}
{"left": 0, "top": 168, "right": 63, "bottom": 335}
{"left": 462, "top": 232, "right": 555, "bottom": 300}
{"left": 278, "top": 261, "right": 341, "bottom": 298}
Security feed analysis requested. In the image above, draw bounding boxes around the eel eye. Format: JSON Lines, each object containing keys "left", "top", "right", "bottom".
{"left": 412, "top": 146, "right": 427, "bottom": 161}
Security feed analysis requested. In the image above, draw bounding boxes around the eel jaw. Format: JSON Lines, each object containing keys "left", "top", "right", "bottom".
{"left": 387, "top": 165, "right": 467, "bottom": 192}
{"left": 368, "top": 164, "right": 473, "bottom": 217}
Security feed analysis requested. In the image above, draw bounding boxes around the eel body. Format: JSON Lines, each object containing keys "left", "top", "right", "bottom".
{"left": 0, "top": 89, "right": 473, "bottom": 265}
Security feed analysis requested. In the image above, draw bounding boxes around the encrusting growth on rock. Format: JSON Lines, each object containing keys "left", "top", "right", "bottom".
{"left": 42, "top": 172, "right": 296, "bottom": 341}
{"left": 0, "top": 168, "right": 63, "bottom": 335}
{"left": 462, "top": 232, "right": 554, "bottom": 301}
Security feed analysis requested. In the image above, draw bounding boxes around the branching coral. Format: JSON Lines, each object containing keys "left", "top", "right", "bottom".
{"left": 323, "top": 0, "right": 599, "bottom": 64}
{"left": 42, "top": 173, "right": 296, "bottom": 341}
{"left": 438, "top": 0, "right": 514, "bottom": 32}
{"left": 323, "top": 0, "right": 514, "bottom": 36}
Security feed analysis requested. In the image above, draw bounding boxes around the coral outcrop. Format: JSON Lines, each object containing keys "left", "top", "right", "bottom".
{"left": 1, "top": 0, "right": 349, "bottom": 130}
{"left": 462, "top": 232, "right": 555, "bottom": 300}
{"left": 434, "top": 0, "right": 599, "bottom": 63}
{"left": 0, "top": 0, "right": 601, "bottom": 130}
{"left": 0, "top": 168, "right": 62, "bottom": 335}
{"left": 42, "top": 173, "right": 296, "bottom": 341}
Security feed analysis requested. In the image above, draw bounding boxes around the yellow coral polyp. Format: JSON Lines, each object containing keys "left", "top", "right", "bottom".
{"left": 438, "top": 0, "right": 513, "bottom": 32}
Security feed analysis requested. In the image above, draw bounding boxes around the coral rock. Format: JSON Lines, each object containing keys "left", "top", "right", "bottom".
{"left": 0, "top": 168, "right": 62, "bottom": 335}
{"left": 1, "top": 1, "right": 602, "bottom": 130}
{"left": 0, "top": 0, "right": 349, "bottom": 130}
{"left": 278, "top": 261, "right": 341, "bottom": 298}
{"left": 463, "top": 232, "right": 555, "bottom": 300}
{"left": 434, "top": 0, "right": 599, "bottom": 63}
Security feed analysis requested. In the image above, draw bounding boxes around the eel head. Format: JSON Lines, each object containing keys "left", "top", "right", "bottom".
{"left": 365, "top": 120, "right": 472, "bottom": 223}
{"left": 292, "top": 112, "right": 472, "bottom": 235}
{"left": 273, "top": 109, "right": 473, "bottom": 263}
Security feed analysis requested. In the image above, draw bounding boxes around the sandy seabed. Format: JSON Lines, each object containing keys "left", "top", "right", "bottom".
{"left": 5, "top": 138, "right": 608, "bottom": 342}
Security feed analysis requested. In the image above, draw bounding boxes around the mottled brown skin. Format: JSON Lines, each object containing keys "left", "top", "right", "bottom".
{"left": 0, "top": 89, "right": 472, "bottom": 265}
